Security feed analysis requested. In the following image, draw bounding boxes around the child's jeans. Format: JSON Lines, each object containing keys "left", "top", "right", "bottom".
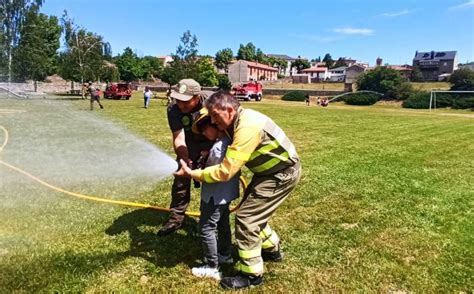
{"left": 199, "top": 199, "right": 232, "bottom": 268}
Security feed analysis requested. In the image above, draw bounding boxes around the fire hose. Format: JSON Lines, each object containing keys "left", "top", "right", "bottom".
{"left": 0, "top": 125, "right": 246, "bottom": 217}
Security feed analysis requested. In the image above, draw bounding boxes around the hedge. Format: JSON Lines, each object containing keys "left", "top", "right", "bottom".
{"left": 343, "top": 92, "right": 379, "bottom": 105}
{"left": 282, "top": 91, "right": 306, "bottom": 102}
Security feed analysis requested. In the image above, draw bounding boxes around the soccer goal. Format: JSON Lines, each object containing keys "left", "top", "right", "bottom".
{"left": 429, "top": 90, "right": 474, "bottom": 111}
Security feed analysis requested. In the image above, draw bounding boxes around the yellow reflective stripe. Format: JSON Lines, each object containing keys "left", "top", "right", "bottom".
{"left": 259, "top": 226, "right": 272, "bottom": 239}
{"left": 262, "top": 233, "right": 279, "bottom": 249}
{"left": 226, "top": 149, "right": 251, "bottom": 161}
{"left": 202, "top": 170, "right": 217, "bottom": 183}
{"left": 249, "top": 140, "right": 279, "bottom": 161}
{"left": 235, "top": 261, "right": 264, "bottom": 275}
{"left": 239, "top": 248, "right": 261, "bottom": 259}
{"left": 250, "top": 151, "right": 289, "bottom": 173}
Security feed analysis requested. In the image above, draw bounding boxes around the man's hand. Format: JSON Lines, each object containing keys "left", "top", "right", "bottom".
{"left": 174, "top": 159, "right": 192, "bottom": 178}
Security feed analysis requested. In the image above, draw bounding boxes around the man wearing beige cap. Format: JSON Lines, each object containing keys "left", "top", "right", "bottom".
{"left": 159, "top": 79, "right": 213, "bottom": 236}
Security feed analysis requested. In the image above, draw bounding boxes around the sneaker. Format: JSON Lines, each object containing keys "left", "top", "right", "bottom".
{"left": 220, "top": 273, "right": 263, "bottom": 289}
{"left": 261, "top": 245, "right": 283, "bottom": 262}
{"left": 218, "top": 253, "right": 234, "bottom": 264}
{"left": 157, "top": 222, "right": 182, "bottom": 237}
{"left": 191, "top": 265, "right": 222, "bottom": 280}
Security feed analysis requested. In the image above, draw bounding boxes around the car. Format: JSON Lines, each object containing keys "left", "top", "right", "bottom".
{"left": 232, "top": 81, "right": 263, "bottom": 101}
{"left": 103, "top": 83, "right": 132, "bottom": 100}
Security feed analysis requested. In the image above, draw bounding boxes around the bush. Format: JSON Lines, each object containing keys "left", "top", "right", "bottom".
{"left": 343, "top": 92, "right": 379, "bottom": 105}
{"left": 357, "top": 66, "right": 413, "bottom": 100}
{"left": 403, "top": 91, "right": 431, "bottom": 108}
{"left": 217, "top": 74, "right": 231, "bottom": 90}
{"left": 449, "top": 68, "right": 474, "bottom": 91}
{"left": 452, "top": 97, "right": 474, "bottom": 110}
{"left": 277, "top": 73, "right": 285, "bottom": 79}
{"left": 282, "top": 91, "right": 306, "bottom": 102}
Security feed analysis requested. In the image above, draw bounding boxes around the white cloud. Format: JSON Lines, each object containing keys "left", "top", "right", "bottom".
{"left": 332, "top": 27, "right": 374, "bottom": 36}
{"left": 380, "top": 9, "right": 413, "bottom": 17}
{"left": 450, "top": 0, "right": 474, "bottom": 9}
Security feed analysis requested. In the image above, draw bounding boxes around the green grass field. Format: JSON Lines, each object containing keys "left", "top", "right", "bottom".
{"left": 1, "top": 93, "right": 473, "bottom": 292}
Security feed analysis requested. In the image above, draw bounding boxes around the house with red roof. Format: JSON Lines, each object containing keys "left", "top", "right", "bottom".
{"left": 227, "top": 60, "right": 278, "bottom": 83}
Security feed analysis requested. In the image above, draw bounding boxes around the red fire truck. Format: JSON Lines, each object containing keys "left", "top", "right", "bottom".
{"left": 103, "top": 83, "right": 132, "bottom": 100}
{"left": 232, "top": 81, "right": 263, "bottom": 101}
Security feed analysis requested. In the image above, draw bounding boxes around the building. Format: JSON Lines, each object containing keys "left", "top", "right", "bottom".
{"left": 345, "top": 64, "right": 366, "bottom": 84}
{"left": 227, "top": 60, "right": 278, "bottom": 83}
{"left": 157, "top": 55, "right": 173, "bottom": 67}
{"left": 388, "top": 65, "right": 413, "bottom": 80}
{"left": 459, "top": 62, "right": 474, "bottom": 71}
{"left": 291, "top": 74, "right": 311, "bottom": 84}
{"left": 301, "top": 66, "right": 329, "bottom": 82}
{"left": 328, "top": 66, "right": 347, "bottom": 82}
{"left": 335, "top": 57, "right": 358, "bottom": 67}
{"left": 412, "top": 50, "right": 458, "bottom": 81}
{"left": 267, "top": 54, "right": 298, "bottom": 76}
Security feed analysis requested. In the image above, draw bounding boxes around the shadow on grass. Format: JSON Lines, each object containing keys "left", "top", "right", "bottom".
{"left": 105, "top": 208, "right": 201, "bottom": 268}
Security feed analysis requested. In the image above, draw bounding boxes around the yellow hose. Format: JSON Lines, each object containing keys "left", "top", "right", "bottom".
{"left": 0, "top": 125, "right": 246, "bottom": 218}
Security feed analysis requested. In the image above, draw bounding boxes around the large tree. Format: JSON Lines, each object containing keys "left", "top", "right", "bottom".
{"left": 214, "top": 48, "right": 233, "bottom": 72}
{"left": 12, "top": 8, "right": 60, "bottom": 89}
{"left": 141, "top": 55, "right": 163, "bottom": 80}
{"left": 194, "top": 56, "right": 218, "bottom": 87}
{"left": 237, "top": 42, "right": 256, "bottom": 61}
{"left": 59, "top": 11, "right": 107, "bottom": 85}
{"left": 449, "top": 68, "right": 474, "bottom": 91}
{"left": 162, "top": 30, "right": 199, "bottom": 87}
{"left": 291, "top": 58, "right": 310, "bottom": 73}
{"left": 0, "top": 0, "right": 44, "bottom": 80}
{"left": 114, "top": 47, "right": 144, "bottom": 82}
{"left": 356, "top": 66, "right": 413, "bottom": 99}
{"left": 323, "top": 53, "right": 334, "bottom": 68}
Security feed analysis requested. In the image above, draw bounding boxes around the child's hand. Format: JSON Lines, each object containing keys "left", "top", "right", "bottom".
{"left": 174, "top": 159, "right": 192, "bottom": 177}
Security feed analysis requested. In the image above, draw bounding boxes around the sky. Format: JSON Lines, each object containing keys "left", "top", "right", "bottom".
{"left": 40, "top": 0, "right": 474, "bottom": 66}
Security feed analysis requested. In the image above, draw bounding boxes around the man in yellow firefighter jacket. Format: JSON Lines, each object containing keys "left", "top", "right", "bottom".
{"left": 175, "top": 91, "right": 301, "bottom": 289}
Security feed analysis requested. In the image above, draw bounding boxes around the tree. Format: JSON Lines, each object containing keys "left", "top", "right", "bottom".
{"left": 323, "top": 53, "right": 334, "bottom": 68}
{"left": 217, "top": 74, "right": 231, "bottom": 90}
{"left": 114, "top": 47, "right": 144, "bottom": 82}
{"left": 59, "top": 11, "right": 107, "bottom": 85}
{"left": 291, "top": 58, "right": 310, "bottom": 73}
{"left": 267, "top": 56, "right": 288, "bottom": 75}
{"left": 333, "top": 58, "right": 347, "bottom": 69}
{"left": 0, "top": 0, "right": 44, "bottom": 81}
{"left": 356, "top": 66, "right": 413, "bottom": 99}
{"left": 214, "top": 48, "right": 233, "bottom": 72}
{"left": 162, "top": 30, "right": 199, "bottom": 87}
{"left": 256, "top": 48, "right": 267, "bottom": 64}
{"left": 237, "top": 42, "right": 256, "bottom": 61}
{"left": 194, "top": 57, "right": 218, "bottom": 87}
{"left": 12, "top": 8, "right": 60, "bottom": 90}
{"left": 410, "top": 67, "right": 423, "bottom": 82}
{"left": 141, "top": 55, "right": 163, "bottom": 80}
{"left": 449, "top": 68, "right": 474, "bottom": 91}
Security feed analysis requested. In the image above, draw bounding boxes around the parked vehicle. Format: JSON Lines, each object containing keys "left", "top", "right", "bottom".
{"left": 103, "top": 83, "right": 132, "bottom": 100}
{"left": 232, "top": 81, "right": 262, "bottom": 101}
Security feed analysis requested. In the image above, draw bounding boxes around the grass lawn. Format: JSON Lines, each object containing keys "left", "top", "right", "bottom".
{"left": 1, "top": 92, "right": 473, "bottom": 292}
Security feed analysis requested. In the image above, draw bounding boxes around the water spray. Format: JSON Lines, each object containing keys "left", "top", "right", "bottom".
{"left": 0, "top": 124, "right": 247, "bottom": 217}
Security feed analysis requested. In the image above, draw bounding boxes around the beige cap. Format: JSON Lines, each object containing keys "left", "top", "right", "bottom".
{"left": 170, "top": 79, "right": 202, "bottom": 101}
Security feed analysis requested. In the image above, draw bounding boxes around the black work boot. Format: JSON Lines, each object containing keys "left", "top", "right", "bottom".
{"left": 262, "top": 244, "right": 283, "bottom": 262}
{"left": 157, "top": 222, "right": 182, "bottom": 237}
{"left": 220, "top": 273, "right": 263, "bottom": 290}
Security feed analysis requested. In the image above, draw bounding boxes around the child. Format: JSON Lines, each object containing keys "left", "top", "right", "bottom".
{"left": 143, "top": 86, "right": 153, "bottom": 109}
{"left": 190, "top": 109, "right": 240, "bottom": 280}
{"left": 305, "top": 94, "right": 310, "bottom": 106}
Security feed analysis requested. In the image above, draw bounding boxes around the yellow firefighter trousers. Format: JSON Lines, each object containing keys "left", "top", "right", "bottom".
{"left": 234, "top": 160, "right": 301, "bottom": 276}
